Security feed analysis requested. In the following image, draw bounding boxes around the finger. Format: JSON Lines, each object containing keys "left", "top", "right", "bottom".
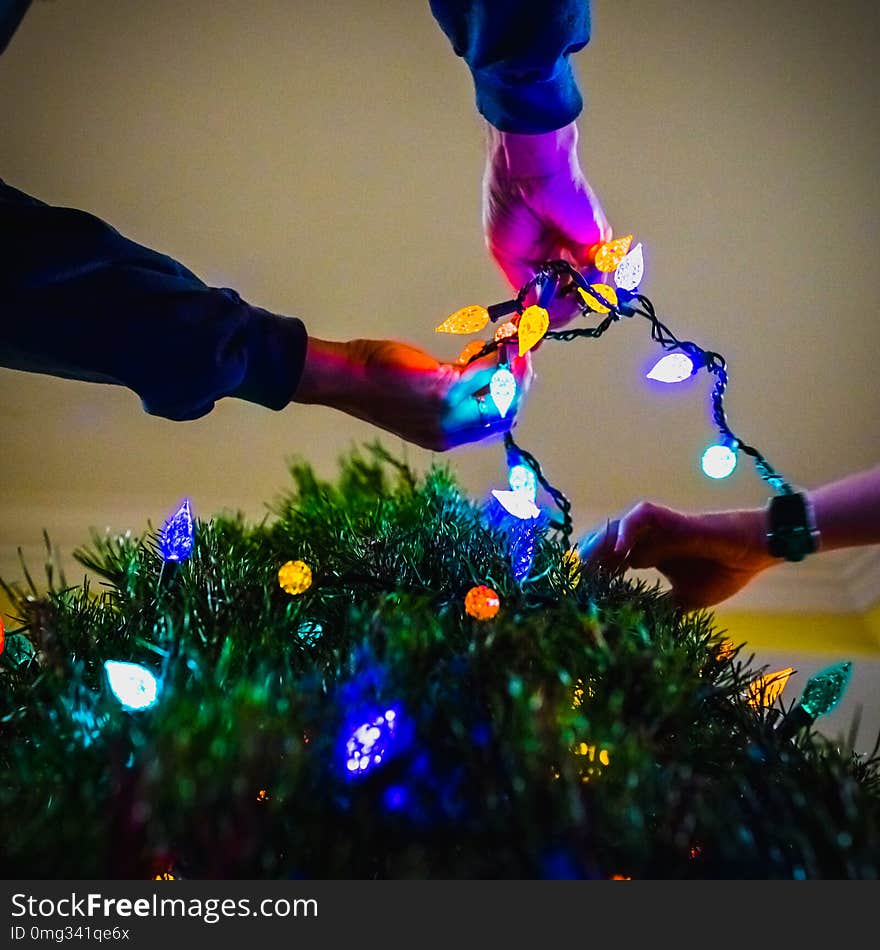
{"left": 578, "top": 518, "right": 620, "bottom": 564}
{"left": 613, "top": 503, "right": 678, "bottom": 570}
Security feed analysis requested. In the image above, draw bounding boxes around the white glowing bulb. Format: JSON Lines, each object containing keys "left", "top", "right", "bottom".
{"left": 105, "top": 660, "right": 159, "bottom": 711}
{"left": 508, "top": 464, "right": 537, "bottom": 501}
{"left": 647, "top": 352, "right": 694, "bottom": 383}
{"left": 489, "top": 368, "right": 517, "bottom": 419}
{"left": 701, "top": 444, "right": 737, "bottom": 480}
{"left": 614, "top": 242, "right": 644, "bottom": 291}
{"left": 491, "top": 489, "right": 541, "bottom": 521}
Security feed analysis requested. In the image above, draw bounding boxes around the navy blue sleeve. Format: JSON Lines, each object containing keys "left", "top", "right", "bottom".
{"left": 429, "top": 0, "right": 591, "bottom": 134}
{"left": 0, "top": 180, "right": 308, "bottom": 421}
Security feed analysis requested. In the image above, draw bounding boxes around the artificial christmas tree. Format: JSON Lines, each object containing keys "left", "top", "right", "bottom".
{"left": 1, "top": 445, "right": 877, "bottom": 880}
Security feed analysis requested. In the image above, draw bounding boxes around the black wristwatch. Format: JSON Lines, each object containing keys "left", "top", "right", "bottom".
{"left": 766, "top": 492, "right": 820, "bottom": 562}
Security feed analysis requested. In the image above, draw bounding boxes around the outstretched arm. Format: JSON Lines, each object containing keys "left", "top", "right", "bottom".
{"left": 578, "top": 465, "right": 880, "bottom": 610}
{"left": 0, "top": 179, "right": 531, "bottom": 448}
{"left": 430, "top": 1, "right": 610, "bottom": 293}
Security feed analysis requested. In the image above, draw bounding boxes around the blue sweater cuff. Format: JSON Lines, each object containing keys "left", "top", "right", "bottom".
{"left": 473, "top": 60, "right": 583, "bottom": 134}
{"left": 226, "top": 305, "right": 308, "bottom": 413}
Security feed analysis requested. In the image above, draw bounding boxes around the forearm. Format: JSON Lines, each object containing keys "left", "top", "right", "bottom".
{"left": 726, "top": 465, "right": 880, "bottom": 563}
{"left": 809, "top": 465, "right": 880, "bottom": 552}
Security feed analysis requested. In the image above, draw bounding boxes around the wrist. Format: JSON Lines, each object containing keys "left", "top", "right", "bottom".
{"left": 294, "top": 337, "right": 363, "bottom": 411}
{"left": 765, "top": 491, "right": 821, "bottom": 562}
{"left": 713, "top": 508, "right": 778, "bottom": 574}
{"left": 487, "top": 120, "right": 580, "bottom": 178}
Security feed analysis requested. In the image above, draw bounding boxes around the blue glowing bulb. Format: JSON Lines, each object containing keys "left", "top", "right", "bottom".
{"left": 647, "top": 352, "right": 694, "bottom": 383}
{"left": 158, "top": 498, "right": 194, "bottom": 562}
{"left": 105, "top": 660, "right": 159, "bottom": 711}
{"left": 489, "top": 368, "right": 517, "bottom": 419}
{"left": 508, "top": 463, "right": 538, "bottom": 501}
{"left": 345, "top": 708, "right": 398, "bottom": 776}
{"left": 701, "top": 443, "right": 737, "bottom": 480}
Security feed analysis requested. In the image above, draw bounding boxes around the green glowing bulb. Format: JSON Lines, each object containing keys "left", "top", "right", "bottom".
{"left": 799, "top": 661, "right": 852, "bottom": 718}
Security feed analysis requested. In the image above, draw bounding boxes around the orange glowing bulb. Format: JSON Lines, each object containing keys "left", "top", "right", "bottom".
{"left": 457, "top": 340, "right": 487, "bottom": 365}
{"left": 494, "top": 321, "right": 518, "bottom": 343}
{"left": 746, "top": 667, "right": 794, "bottom": 708}
{"left": 464, "top": 585, "right": 500, "bottom": 621}
{"left": 594, "top": 235, "right": 633, "bottom": 272}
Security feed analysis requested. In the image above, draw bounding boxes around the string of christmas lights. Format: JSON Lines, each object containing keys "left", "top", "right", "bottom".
{"left": 436, "top": 235, "right": 796, "bottom": 555}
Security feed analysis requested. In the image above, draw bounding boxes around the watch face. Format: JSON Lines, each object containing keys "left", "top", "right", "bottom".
{"left": 768, "top": 492, "right": 818, "bottom": 561}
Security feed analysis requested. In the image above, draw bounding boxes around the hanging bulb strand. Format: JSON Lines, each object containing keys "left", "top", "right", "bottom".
{"left": 503, "top": 432, "right": 573, "bottom": 549}
{"left": 707, "top": 361, "right": 792, "bottom": 495}
{"left": 451, "top": 254, "right": 794, "bottom": 535}
{"left": 539, "top": 273, "right": 793, "bottom": 496}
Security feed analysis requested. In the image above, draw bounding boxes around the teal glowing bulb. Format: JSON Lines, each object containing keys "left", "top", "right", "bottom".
{"left": 701, "top": 443, "right": 737, "bottom": 480}
{"left": 800, "top": 661, "right": 852, "bottom": 718}
{"left": 647, "top": 353, "right": 694, "bottom": 383}
{"left": 105, "top": 660, "right": 159, "bottom": 711}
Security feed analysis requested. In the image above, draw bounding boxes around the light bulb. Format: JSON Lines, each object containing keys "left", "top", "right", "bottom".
{"left": 158, "top": 498, "right": 194, "bottom": 562}
{"left": 345, "top": 708, "right": 399, "bottom": 776}
{"left": 491, "top": 489, "right": 541, "bottom": 521}
{"left": 701, "top": 443, "right": 737, "bottom": 480}
{"left": 105, "top": 660, "right": 159, "bottom": 711}
{"left": 508, "top": 463, "right": 538, "bottom": 501}
{"left": 647, "top": 353, "right": 694, "bottom": 383}
{"left": 435, "top": 305, "right": 490, "bottom": 335}
{"left": 489, "top": 368, "right": 517, "bottom": 418}
{"left": 614, "top": 242, "right": 644, "bottom": 291}
{"left": 800, "top": 661, "right": 853, "bottom": 718}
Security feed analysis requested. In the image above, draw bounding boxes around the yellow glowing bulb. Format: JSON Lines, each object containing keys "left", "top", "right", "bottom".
{"left": 716, "top": 638, "right": 736, "bottom": 660}
{"left": 256, "top": 788, "right": 269, "bottom": 802}
{"left": 517, "top": 305, "right": 550, "bottom": 356}
{"left": 562, "top": 548, "right": 581, "bottom": 589}
{"left": 578, "top": 283, "right": 618, "bottom": 314}
{"left": 594, "top": 235, "right": 633, "bottom": 272}
{"left": 435, "top": 305, "right": 490, "bottom": 335}
{"left": 278, "top": 560, "right": 313, "bottom": 596}
{"left": 746, "top": 667, "right": 794, "bottom": 708}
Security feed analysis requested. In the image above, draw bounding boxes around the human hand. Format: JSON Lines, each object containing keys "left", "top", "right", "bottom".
{"left": 483, "top": 121, "right": 611, "bottom": 311}
{"left": 294, "top": 336, "right": 533, "bottom": 452}
{"left": 578, "top": 502, "right": 778, "bottom": 611}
